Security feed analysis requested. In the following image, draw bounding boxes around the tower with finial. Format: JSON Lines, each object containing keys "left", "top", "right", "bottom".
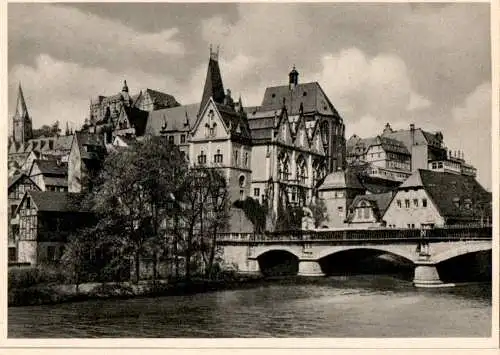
{"left": 198, "top": 44, "right": 226, "bottom": 117}
{"left": 12, "top": 83, "right": 33, "bottom": 144}
{"left": 289, "top": 65, "right": 299, "bottom": 90}
{"left": 122, "top": 80, "right": 129, "bottom": 93}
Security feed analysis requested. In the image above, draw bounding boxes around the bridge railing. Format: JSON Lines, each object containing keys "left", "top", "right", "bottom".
{"left": 217, "top": 226, "right": 492, "bottom": 242}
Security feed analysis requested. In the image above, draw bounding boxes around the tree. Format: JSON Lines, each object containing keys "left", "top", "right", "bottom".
{"left": 60, "top": 227, "right": 98, "bottom": 291}
{"left": 32, "top": 121, "right": 61, "bottom": 139}
{"left": 233, "top": 197, "right": 267, "bottom": 233}
{"left": 309, "top": 198, "right": 329, "bottom": 228}
{"left": 200, "top": 169, "right": 230, "bottom": 278}
{"left": 90, "top": 136, "right": 188, "bottom": 283}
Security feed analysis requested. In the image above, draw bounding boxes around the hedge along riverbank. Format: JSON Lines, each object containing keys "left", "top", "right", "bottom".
{"left": 8, "top": 274, "right": 271, "bottom": 307}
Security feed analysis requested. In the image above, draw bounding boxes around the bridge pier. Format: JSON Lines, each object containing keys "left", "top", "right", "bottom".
{"left": 413, "top": 262, "right": 443, "bottom": 287}
{"left": 298, "top": 260, "right": 325, "bottom": 277}
{"left": 239, "top": 259, "right": 261, "bottom": 275}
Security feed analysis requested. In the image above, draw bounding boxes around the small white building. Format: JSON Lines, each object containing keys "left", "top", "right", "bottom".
{"left": 383, "top": 169, "right": 491, "bottom": 228}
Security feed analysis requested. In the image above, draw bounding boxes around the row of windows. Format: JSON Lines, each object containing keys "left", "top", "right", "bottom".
{"left": 165, "top": 134, "right": 187, "bottom": 145}
{"left": 396, "top": 198, "right": 428, "bottom": 208}
{"left": 9, "top": 183, "right": 34, "bottom": 200}
{"left": 197, "top": 149, "right": 249, "bottom": 167}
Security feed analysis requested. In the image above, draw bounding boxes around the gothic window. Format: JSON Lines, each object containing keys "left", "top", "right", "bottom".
{"left": 278, "top": 153, "right": 290, "bottom": 181}
{"left": 214, "top": 149, "right": 223, "bottom": 163}
{"left": 234, "top": 149, "right": 239, "bottom": 166}
{"left": 197, "top": 151, "right": 207, "bottom": 165}
{"left": 296, "top": 155, "right": 307, "bottom": 184}
{"left": 244, "top": 152, "right": 249, "bottom": 167}
{"left": 320, "top": 121, "right": 329, "bottom": 145}
{"left": 239, "top": 175, "right": 245, "bottom": 188}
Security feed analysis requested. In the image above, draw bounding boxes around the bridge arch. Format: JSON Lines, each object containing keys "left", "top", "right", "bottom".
{"left": 252, "top": 247, "right": 302, "bottom": 260}
{"left": 315, "top": 245, "right": 415, "bottom": 263}
{"left": 255, "top": 249, "right": 300, "bottom": 277}
{"left": 432, "top": 242, "right": 492, "bottom": 264}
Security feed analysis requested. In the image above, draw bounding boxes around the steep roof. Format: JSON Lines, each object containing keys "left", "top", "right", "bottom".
{"left": 31, "top": 159, "right": 68, "bottom": 176}
{"left": 8, "top": 173, "right": 39, "bottom": 191}
{"left": 199, "top": 56, "right": 226, "bottom": 116}
{"left": 14, "top": 83, "right": 29, "bottom": 119}
{"left": 145, "top": 103, "right": 199, "bottom": 135}
{"left": 144, "top": 88, "right": 180, "bottom": 108}
{"left": 319, "top": 169, "right": 365, "bottom": 191}
{"left": 23, "top": 191, "right": 88, "bottom": 213}
{"left": 259, "top": 82, "right": 340, "bottom": 117}
{"left": 401, "top": 169, "right": 491, "bottom": 220}
{"left": 216, "top": 103, "right": 252, "bottom": 143}
{"left": 382, "top": 127, "right": 444, "bottom": 151}
{"left": 347, "top": 192, "right": 394, "bottom": 222}
{"left": 347, "top": 135, "right": 410, "bottom": 156}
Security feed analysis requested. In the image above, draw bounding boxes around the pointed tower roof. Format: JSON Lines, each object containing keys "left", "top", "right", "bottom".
{"left": 198, "top": 45, "right": 225, "bottom": 117}
{"left": 15, "top": 83, "right": 29, "bottom": 119}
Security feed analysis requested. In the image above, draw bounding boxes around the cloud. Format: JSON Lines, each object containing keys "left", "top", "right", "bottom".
{"left": 311, "top": 48, "right": 430, "bottom": 123}
{"left": 446, "top": 82, "right": 492, "bottom": 189}
{"left": 8, "top": 54, "right": 179, "bottom": 130}
{"left": 407, "top": 92, "right": 432, "bottom": 111}
{"left": 9, "top": 4, "right": 185, "bottom": 60}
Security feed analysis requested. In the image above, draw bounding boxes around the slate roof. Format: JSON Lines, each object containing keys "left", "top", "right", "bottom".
{"left": 347, "top": 192, "right": 394, "bottom": 222}
{"left": 43, "top": 176, "right": 68, "bottom": 188}
{"left": 145, "top": 103, "right": 199, "bottom": 135}
{"left": 259, "top": 82, "right": 340, "bottom": 117}
{"left": 215, "top": 103, "right": 252, "bottom": 143}
{"left": 74, "top": 131, "right": 107, "bottom": 160}
{"left": 31, "top": 159, "right": 68, "bottom": 176}
{"left": 144, "top": 88, "right": 180, "bottom": 108}
{"left": 347, "top": 136, "right": 410, "bottom": 156}
{"left": 401, "top": 169, "right": 491, "bottom": 221}
{"left": 382, "top": 127, "right": 444, "bottom": 151}
{"left": 24, "top": 191, "right": 88, "bottom": 213}
{"left": 199, "top": 57, "right": 226, "bottom": 116}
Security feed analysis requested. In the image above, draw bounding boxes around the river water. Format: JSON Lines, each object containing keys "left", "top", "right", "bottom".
{"left": 8, "top": 276, "right": 491, "bottom": 338}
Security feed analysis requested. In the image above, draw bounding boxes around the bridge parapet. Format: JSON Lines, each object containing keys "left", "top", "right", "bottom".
{"left": 217, "top": 226, "right": 492, "bottom": 243}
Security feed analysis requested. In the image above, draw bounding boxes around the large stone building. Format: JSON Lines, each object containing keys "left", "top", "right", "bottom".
{"left": 80, "top": 48, "right": 346, "bottom": 226}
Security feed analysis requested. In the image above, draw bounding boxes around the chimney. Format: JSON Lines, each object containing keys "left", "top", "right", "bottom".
{"left": 410, "top": 123, "right": 415, "bottom": 146}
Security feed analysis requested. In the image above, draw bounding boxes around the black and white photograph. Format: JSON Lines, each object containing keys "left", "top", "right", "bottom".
{"left": 4, "top": 2, "right": 496, "bottom": 341}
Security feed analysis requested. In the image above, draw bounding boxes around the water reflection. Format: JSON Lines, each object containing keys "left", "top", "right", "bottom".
{"left": 9, "top": 276, "right": 491, "bottom": 338}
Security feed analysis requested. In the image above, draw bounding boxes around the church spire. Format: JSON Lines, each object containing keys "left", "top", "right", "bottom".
{"left": 122, "top": 80, "right": 129, "bottom": 93}
{"left": 12, "top": 83, "right": 33, "bottom": 143}
{"left": 198, "top": 45, "right": 225, "bottom": 117}
{"left": 15, "top": 83, "right": 29, "bottom": 118}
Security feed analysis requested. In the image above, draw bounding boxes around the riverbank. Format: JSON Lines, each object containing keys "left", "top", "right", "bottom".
{"left": 8, "top": 274, "right": 273, "bottom": 307}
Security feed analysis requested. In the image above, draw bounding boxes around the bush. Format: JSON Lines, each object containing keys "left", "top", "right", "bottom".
{"left": 8, "top": 265, "right": 68, "bottom": 289}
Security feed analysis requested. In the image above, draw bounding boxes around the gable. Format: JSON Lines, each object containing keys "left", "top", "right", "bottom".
{"left": 191, "top": 99, "right": 229, "bottom": 140}
{"left": 276, "top": 110, "right": 293, "bottom": 146}
{"left": 294, "top": 118, "right": 309, "bottom": 149}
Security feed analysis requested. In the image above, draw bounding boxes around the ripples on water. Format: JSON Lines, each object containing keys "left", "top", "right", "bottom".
{"left": 8, "top": 276, "right": 491, "bottom": 338}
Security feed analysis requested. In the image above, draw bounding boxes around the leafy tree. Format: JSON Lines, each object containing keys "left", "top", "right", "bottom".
{"left": 233, "top": 197, "right": 267, "bottom": 233}
{"left": 200, "top": 169, "right": 230, "bottom": 278}
{"left": 309, "top": 198, "right": 329, "bottom": 228}
{"left": 90, "top": 136, "right": 188, "bottom": 283}
{"left": 32, "top": 121, "right": 61, "bottom": 139}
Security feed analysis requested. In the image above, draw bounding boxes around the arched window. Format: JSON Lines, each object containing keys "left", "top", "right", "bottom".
{"left": 320, "top": 121, "right": 329, "bottom": 145}
{"left": 278, "top": 152, "right": 290, "bottom": 181}
{"left": 296, "top": 155, "right": 308, "bottom": 184}
{"left": 239, "top": 175, "right": 245, "bottom": 188}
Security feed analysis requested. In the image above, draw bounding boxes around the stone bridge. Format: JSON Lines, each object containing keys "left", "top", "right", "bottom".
{"left": 217, "top": 227, "right": 492, "bottom": 287}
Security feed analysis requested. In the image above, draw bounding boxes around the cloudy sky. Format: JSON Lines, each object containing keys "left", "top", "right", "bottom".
{"left": 8, "top": 3, "right": 492, "bottom": 189}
